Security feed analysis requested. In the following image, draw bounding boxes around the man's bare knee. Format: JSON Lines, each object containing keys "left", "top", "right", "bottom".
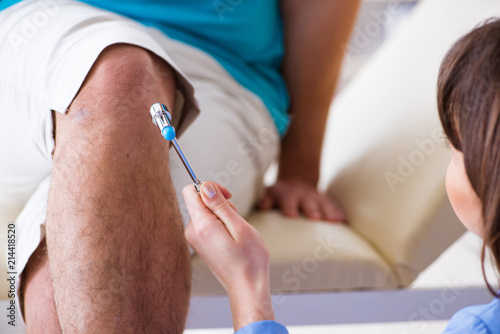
{"left": 54, "top": 43, "right": 176, "bottom": 161}
{"left": 85, "top": 44, "right": 175, "bottom": 102}
{"left": 64, "top": 44, "right": 176, "bottom": 138}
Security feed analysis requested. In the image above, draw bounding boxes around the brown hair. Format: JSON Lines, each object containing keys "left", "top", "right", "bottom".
{"left": 438, "top": 18, "right": 500, "bottom": 295}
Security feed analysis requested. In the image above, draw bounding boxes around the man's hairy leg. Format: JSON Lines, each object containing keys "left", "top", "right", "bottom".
{"left": 21, "top": 239, "right": 61, "bottom": 333}
{"left": 45, "top": 44, "right": 190, "bottom": 333}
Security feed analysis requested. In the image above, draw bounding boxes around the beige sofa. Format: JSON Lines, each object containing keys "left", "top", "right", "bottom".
{"left": 191, "top": 0, "right": 500, "bottom": 295}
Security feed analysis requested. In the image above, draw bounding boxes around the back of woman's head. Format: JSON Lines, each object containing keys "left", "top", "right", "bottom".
{"left": 438, "top": 18, "right": 500, "bottom": 293}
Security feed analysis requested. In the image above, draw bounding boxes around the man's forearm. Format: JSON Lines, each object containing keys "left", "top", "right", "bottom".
{"left": 279, "top": 0, "right": 360, "bottom": 185}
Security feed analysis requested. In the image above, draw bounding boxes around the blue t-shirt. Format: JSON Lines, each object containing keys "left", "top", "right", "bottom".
{"left": 0, "top": 0, "right": 290, "bottom": 135}
{"left": 442, "top": 297, "right": 500, "bottom": 333}
{"left": 235, "top": 320, "right": 288, "bottom": 334}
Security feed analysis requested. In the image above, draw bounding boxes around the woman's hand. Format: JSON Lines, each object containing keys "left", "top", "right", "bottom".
{"left": 258, "top": 179, "right": 346, "bottom": 222}
{"left": 183, "top": 181, "right": 275, "bottom": 331}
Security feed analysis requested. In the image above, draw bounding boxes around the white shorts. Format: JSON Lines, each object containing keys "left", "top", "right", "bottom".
{"left": 0, "top": 0, "right": 279, "bottom": 321}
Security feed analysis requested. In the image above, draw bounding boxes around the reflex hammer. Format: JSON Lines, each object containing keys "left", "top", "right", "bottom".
{"left": 149, "top": 103, "right": 203, "bottom": 193}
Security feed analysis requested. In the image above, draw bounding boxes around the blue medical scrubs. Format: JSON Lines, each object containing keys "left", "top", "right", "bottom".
{"left": 442, "top": 296, "right": 500, "bottom": 333}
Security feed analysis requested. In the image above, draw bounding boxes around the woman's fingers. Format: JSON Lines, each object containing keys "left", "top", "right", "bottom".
{"left": 200, "top": 182, "right": 246, "bottom": 238}
{"left": 215, "top": 183, "right": 232, "bottom": 199}
{"left": 228, "top": 200, "right": 239, "bottom": 213}
{"left": 182, "top": 184, "right": 213, "bottom": 221}
{"left": 183, "top": 185, "right": 232, "bottom": 249}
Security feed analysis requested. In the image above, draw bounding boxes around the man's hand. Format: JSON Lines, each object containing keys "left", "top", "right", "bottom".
{"left": 258, "top": 179, "right": 346, "bottom": 222}
{"left": 183, "top": 182, "right": 275, "bottom": 331}
{"left": 273, "top": 1, "right": 359, "bottom": 223}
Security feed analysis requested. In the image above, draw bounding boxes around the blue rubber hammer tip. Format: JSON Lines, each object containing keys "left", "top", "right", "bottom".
{"left": 161, "top": 126, "right": 176, "bottom": 141}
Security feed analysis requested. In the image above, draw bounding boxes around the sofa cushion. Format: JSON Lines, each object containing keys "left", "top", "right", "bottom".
{"left": 191, "top": 211, "right": 398, "bottom": 295}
